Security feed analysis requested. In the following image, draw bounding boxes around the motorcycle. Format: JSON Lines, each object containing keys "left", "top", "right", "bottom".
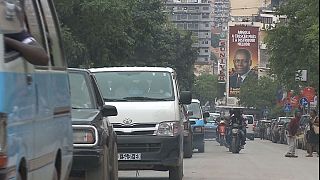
{"left": 229, "top": 123, "right": 242, "bottom": 153}
{"left": 217, "top": 121, "right": 226, "bottom": 146}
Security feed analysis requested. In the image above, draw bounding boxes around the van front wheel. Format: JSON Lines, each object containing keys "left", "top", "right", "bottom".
{"left": 169, "top": 163, "right": 183, "bottom": 180}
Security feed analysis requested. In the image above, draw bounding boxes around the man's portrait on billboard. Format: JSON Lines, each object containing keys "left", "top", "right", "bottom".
{"left": 229, "top": 48, "right": 258, "bottom": 88}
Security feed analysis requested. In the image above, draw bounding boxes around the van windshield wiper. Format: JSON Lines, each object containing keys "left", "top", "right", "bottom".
{"left": 103, "top": 98, "right": 128, "bottom": 102}
{"left": 123, "top": 96, "right": 171, "bottom": 101}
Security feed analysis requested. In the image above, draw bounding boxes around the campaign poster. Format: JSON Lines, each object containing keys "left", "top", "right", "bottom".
{"left": 228, "top": 26, "right": 259, "bottom": 97}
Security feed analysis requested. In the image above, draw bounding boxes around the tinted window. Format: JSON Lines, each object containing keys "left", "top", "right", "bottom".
{"left": 246, "top": 116, "right": 254, "bottom": 124}
{"left": 69, "top": 73, "right": 94, "bottom": 109}
{"left": 94, "top": 71, "right": 174, "bottom": 101}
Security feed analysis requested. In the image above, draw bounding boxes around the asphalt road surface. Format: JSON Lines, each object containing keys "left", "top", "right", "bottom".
{"left": 119, "top": 139, "right": 319, "bottom": 180}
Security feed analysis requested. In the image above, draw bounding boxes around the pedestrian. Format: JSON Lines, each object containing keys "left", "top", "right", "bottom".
{"left": 285, "top": 110, "right": 301, "bottom": 158}
{"left": 306, "top": 109, "right": 319, "bottom": 157}
{"left": 260, "top": 121, "right": 266, "bottom": 140}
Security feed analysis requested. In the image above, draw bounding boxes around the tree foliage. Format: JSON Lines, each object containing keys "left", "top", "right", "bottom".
{"left": 193, "top": 74, "right": 219, "bottom": 105}
{"left": 54, "top": 0, "right": 197, "bottom": 90}
{"left": 266, "top": 0, "right": 319, "bottom": 92}
{"left": 239, "top": 76, "right": 279, "bottom": 114}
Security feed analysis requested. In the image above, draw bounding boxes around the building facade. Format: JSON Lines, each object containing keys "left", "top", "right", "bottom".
{"left": 165, "top": 0, "right": 212, "bottom": 63}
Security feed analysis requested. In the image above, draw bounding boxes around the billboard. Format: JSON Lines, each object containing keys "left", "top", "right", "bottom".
{"left": 228, "top": 26, "right": 259, "bottom": 97}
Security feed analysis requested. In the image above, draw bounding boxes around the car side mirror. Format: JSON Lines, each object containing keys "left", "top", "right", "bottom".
{"left": 102, "top": 105, "right": 118, "bottom": 117}
{"left": 203, "top": 111, "right": 210, "bottom": 118}
{"left": 180, "top": 91, "right": 192, "bottom": 105}
{"left": 187, "top": 110, "right": 193, "bottom": 116}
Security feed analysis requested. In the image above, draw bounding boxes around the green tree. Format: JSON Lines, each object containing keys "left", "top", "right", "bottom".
{"left": 266, "top": 0, "right": 319, "bottom": 93}
{"left": 239, "top": 76, "right": 279, "bottom": 114}
{"left": 54, "top": 0, "right": 197, "bottom": 90}
{"left": 193, "top": 74, "right": 219, "bottom": 105}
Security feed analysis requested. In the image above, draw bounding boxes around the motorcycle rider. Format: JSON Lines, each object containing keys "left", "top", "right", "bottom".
{"left": 228, "top": 108, "right": 246, "bottom": 148}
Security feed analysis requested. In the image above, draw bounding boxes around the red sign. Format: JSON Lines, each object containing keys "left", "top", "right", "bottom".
{"left": 302, "top": 87, "right": 316, "bottom": 102}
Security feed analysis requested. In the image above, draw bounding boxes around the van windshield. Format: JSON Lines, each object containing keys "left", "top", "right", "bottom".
{"left": 94, "top": 71, "right": 174, "bottom": 101}
{"left": 185, "top": 102, "right": 202, "bottom": 119}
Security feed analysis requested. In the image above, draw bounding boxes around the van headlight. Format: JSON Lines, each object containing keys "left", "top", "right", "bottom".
{"left": 73, "top": 125, "right": 98, "bottom": 147}
{"left": 156, "top": 122, "right": 180, "bottom": 136}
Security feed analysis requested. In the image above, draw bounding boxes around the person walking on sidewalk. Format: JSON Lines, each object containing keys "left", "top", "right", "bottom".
{"left": 306, "top": 109, "right": 319, "bottom": 157}
{"left": 285, "top": 110, "right": 301, "bottom": 158}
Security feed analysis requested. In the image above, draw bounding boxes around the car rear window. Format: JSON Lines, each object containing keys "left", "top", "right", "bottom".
{"left": 246, "top": 116, "right": 254, "bottom": 124}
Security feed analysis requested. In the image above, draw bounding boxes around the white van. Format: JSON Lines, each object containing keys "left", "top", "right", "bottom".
{"left": 244, "top": 114, "right": 255, "bottom": 140}
{"left": 90, "top": 67, "right": 192, "bottom": 180}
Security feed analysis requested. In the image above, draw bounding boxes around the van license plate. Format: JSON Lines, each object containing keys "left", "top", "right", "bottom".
{"left": 118, "top": 153, "right": 141, "bottom": 161}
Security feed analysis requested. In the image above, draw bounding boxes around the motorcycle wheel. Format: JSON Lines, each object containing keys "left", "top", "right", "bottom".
{"left": 231, "top": 137, "right": 240, "bottom": 154}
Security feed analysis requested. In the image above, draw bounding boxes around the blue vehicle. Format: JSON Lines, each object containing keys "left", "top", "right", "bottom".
{"left": 204, "top": 114, "right": 218, "bottom": 139}
{"left": 0, "top": 1, "right": 73, "bottom": 180}
{"left": 185, "top": 99, "right": 209, "bottom": 153}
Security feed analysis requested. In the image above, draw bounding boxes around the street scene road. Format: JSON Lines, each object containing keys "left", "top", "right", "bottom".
{"left": 119, "top": 139, "right": 319, "bottom": 180}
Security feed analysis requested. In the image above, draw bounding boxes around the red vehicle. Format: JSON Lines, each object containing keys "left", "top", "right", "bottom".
{"left": 217, "top": 121, "right": 227, "bottom": 146}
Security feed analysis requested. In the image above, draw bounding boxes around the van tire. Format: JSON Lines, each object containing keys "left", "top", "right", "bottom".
{"left": 169, "top": 162, "right": 183, "bottom": 180}
{"left": 184, "top": 136, "right": 193, "bottom": 158}
{"left": 52, "top": 168, "right": 58, "bottom": 180}
{"left": 198, "top": 143, "right": 205, "bottom": 153}
{"left": 110, "top": 143, "right": 118, "bottom": 180}
{"left": 86, "top": 147, "right": 109, "bottom": 180}
{"left": 16, "top": 173, "right": 22, "bottom": 180}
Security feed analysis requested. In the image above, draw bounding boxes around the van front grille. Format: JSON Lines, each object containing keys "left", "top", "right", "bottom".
{"left": 118, "top": 143, "right": 161, "bottom": 153}
{"left": 116, "top": 130, "right": 155, "bottom": 135}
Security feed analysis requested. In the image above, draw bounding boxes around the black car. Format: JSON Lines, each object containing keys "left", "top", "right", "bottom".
{"left": 182, "top": 105, "right": 193, "bottom": 158}
{"left": 68, "top": 68, "right": 118, "bottom": 180}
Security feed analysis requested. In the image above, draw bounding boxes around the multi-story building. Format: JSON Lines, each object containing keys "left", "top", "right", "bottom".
{"left": 165, "top": 0, "right": 212, "bottom": 63}
{"left": 212, "top": 0, "right": 230, "bottom": 32}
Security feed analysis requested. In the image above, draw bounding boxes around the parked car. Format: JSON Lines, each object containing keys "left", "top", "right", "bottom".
{"left": 204, "top": 113, "right": 218, "bottom": 139}
{"left": 244, "top": 115, "right": 255, "bottom": 140}
{"left": 296, "top": 115, "right": 310, "bottom": 150}
{"left": 0, "top": 1, "right": 73, "bottom": 180}
{"left": 271, "top": 117, "right": 292, "bottom": 144}
{"left": 255, "top": 119, "right": 272, "bottom": 139}
{"left": 185, "top": 99, "right": 210, "bottom": 153}
{"left": 68, "top": 68, "right": 119, "bottom": 180}
{"left": 90, "top": 67, "right": 192, "bottom": 180}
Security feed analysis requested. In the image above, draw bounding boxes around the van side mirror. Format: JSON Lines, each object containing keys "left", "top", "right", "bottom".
{"left": 102, "top": 105, "right": 118, "bottom": 117}
{"left": 187, "top": 110, "right": 193, "bottom": 116}
{"left": 180, "top": 91, "right": 192, "bottom": 105}
{"left": 203, "top": 112, "right": 210, "bottom": 118}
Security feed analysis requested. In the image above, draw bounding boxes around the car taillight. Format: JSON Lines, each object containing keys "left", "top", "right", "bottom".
{"left": 194, "top": 126, "right": 204, "bottom": 133}
{"left": 0, "top": 113, "right": 8, "bottom": 169}
{"left": 73, "top": 125, "right": 98, "bottom": 146}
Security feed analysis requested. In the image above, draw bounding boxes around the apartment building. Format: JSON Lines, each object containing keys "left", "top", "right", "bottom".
{"left": 165, "top": 0, "right": 212, "bottom": 62}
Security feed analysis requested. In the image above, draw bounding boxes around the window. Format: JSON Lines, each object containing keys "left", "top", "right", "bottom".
{"left": 203, "top": 7, "right": 209, "bottom": 10}
{"left": 69, "top": 73, "right": 94, "bottom": 109}
{"left": 94, "top": 71, "right": 175, "bottom": 101}
{"left": 204, "top": 49, "right": 209, "bottom": 53}
{"left": 205, "top": 23, "right": 209, "bottom": 27}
